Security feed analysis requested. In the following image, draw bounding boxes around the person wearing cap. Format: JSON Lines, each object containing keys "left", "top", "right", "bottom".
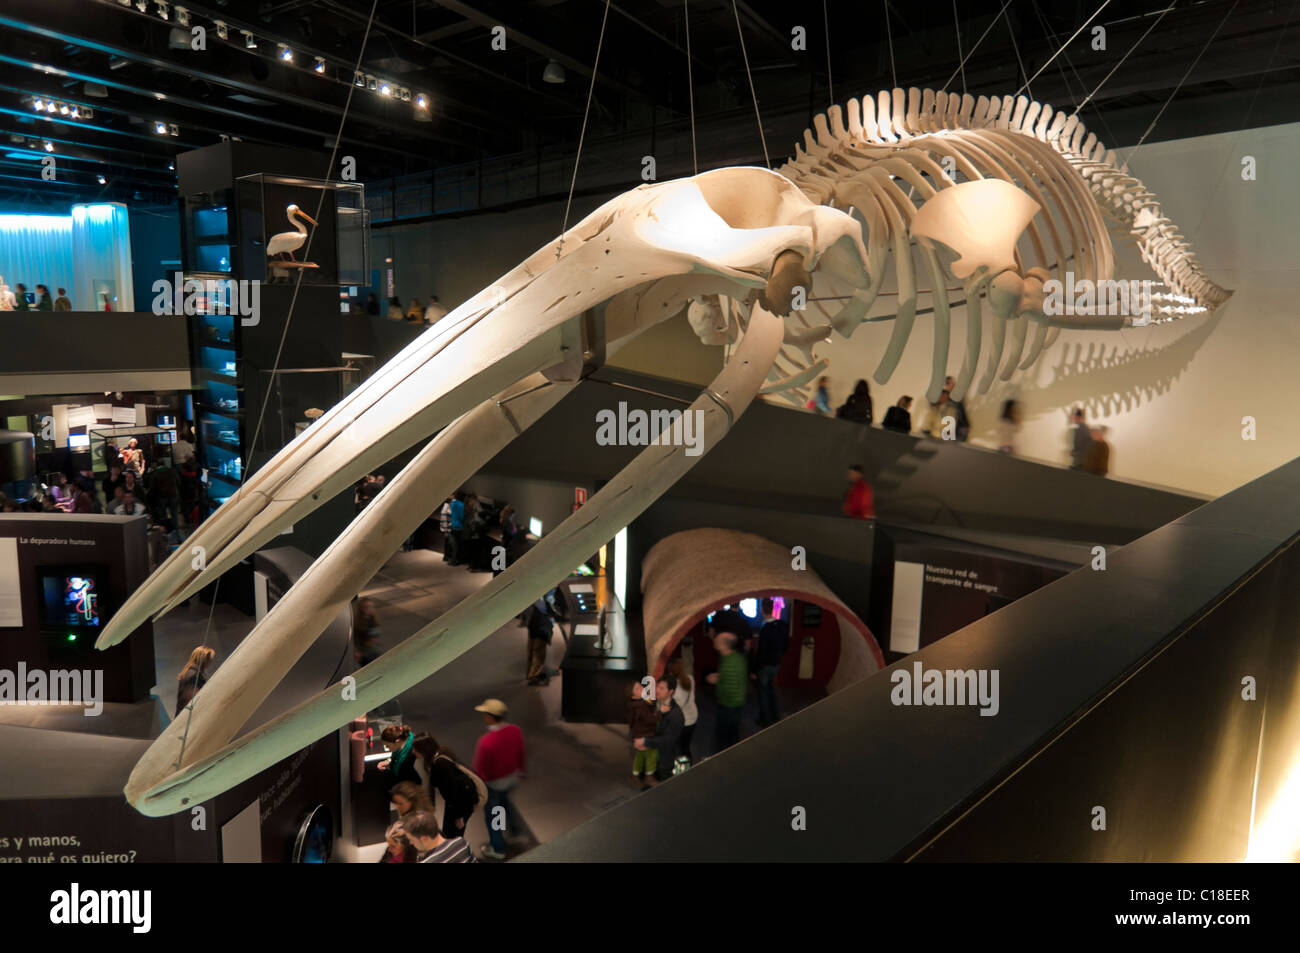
{"left": 471, "top": 698, "right": 527, "bottom": 860}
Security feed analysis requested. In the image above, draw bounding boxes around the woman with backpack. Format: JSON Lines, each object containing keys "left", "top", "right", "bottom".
{"left": 412, "top": 732, "right": 484, "bottom": 838}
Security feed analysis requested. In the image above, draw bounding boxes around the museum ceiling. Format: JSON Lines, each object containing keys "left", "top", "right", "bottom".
{"left": 1, "top": 0, "right": 1297, "bottom": 208}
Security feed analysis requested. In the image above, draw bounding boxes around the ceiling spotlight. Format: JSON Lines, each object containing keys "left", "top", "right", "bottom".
{"left": 168, "top": 123, "right": 179, "bottom": 137}
{"left": 135, "top": 0, "right": 148, "bottom": 11}
{"left": 97, "top": 174, "right": 106, "bottom": 185}
{"left": 168, "top": 162, "right": 175, "bottom": 170}
{"left": 155, "top": 121, "right": 167, "bottom": 134}
{"left": 313, "top": 56, "right": 325, "bottom": 73}
{"left": 32, "top": 99, "right": 44, "bottom": 112}
{"left": 242, "top": 30, "right": 256, "bottom": 49}
{"left": 353, "top": 71, "right": 365, "bottom": 88}
{"left": 366, "top": 74, "right": 376, "bottom": 91}
{"left": 43, "top": 141, "right": 53, "bottom": 152}
{"left": 277, "top": 43, "right": 293, "bottom": 62}
{"left": 415, "top": 94, "right": 429, "bottom": 109}
{"left": 542, "top": 59, "right": 565, "bottom": 84}
{"left": 59, "top": 103, "right": 70, "bottom": 115}
{"left": 156, "top": 2, "right": 169, "bottom": 21}
{"left": 174, "top": 5, "right": 188, "bottom": 26}
{"left": 214, "top": 20, "right": 228, "bottom": 40}
{"left": 379, "top": 81, "right": 392, "bottom": 96}
{"left": 70, "top": 106, "right": 80, "bottom": 118}
{"left": 398, "top": 87, "right": 411, "bottom": 102}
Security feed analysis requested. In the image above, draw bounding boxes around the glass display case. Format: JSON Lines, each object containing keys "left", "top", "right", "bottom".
{"left": 235, "top": 173, "right": 368, "bottom": 285}
{"left": 190, "top": 307, "right": 243, "bottom": 507}
{"left": 182, "top": 189, "right": 234, "bottom": 275}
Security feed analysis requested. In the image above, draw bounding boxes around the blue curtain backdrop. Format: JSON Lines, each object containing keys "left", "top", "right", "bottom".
{"left": 0, "top": 203, "right": 133, "bottom": 310}
{"left": 0, "top": 213, "right": 73, "bottom": 305}
{"left": 71, "top": 203, "right": 134, "bottom": 311}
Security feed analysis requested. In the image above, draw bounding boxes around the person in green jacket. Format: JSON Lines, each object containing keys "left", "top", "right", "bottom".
{"left": 706, "top": 630, "right": 748, "bottom": 753}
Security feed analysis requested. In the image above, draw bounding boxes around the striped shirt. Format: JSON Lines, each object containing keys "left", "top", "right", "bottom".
{"left": 419, "top": 836, "right": 476, "bottom": 863}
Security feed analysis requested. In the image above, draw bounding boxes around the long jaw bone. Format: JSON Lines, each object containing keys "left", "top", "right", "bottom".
{"left": 126, "top": 307, "right": 787, "bottom": 816}
{"left": 96, "top": 167, "right": 852, "bottom": 652}
{"left": 124, "top": 371, "right": 575, "bottom": 795}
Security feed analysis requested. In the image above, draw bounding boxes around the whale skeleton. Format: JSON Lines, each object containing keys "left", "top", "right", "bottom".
{"left": 96, "top": 88, "right": 1230, "bottom": 816}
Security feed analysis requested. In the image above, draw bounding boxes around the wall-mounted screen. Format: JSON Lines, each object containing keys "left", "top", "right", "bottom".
{"left": 39, "top": 567, "right": 105, "bottom": 631}
{"left": 67, "top": 434, "right": 90, "bottom": 450}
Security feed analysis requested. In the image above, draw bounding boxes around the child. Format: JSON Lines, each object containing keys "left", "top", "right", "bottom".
{"left": 627, "top": 681, "right": 659, "bottom": 789}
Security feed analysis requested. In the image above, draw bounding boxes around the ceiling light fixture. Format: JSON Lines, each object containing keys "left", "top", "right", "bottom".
{"left": 354, "top": 71, "right": 365, "bottom": 88}
{"left": 155, "top": 121, "right": 167, "bottom": 134}
{"left": 415, "top": 94, "right": 428, "bottom": 109}
{"left": 366, "top": 74, "right": 376, "bottom": 91}
{"left": 242, "top": 30, "right": 257, "bottom": 50}
{"left": 214, "top": 20, "right": 228, "bottom": 40}
{"left": 59, "top": 103, "right": 70, "bottom": 115}
{"left": 277, "top": 43, "right": 293, "bottom": 62}
{"left": 43, "top": 141, "right": 53, "bottom": 152}
{"left": 379, "top": 81, "right": 392, "bottom": 96}
{"left": 156, "top": 2, "right": 169, "bottom": 21}
{"left": 314, "top": 56, "right": 325, "bottom": 73}
{"left": 398, "top": 87, "right": 410, "bottom": 102}
{"left": 174, "top": 5, "right": 188, "bottom": 26}
{"left": 98, "top": 174, "right": 107, "bottom": 184}
{"left": 32, "top": 99, "right": 44, "bottom": 112}
{"left": 168, "top": 123, "right": 179, "bottom": 137}
{"left": 542, "top": 59, "right": 565, "bottom": 84}
{"left": 135, "top": 0, "right": 148, "bottom": 11}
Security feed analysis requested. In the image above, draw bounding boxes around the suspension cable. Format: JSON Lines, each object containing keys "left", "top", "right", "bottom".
{"left": 731, "top": 0, "right": 769, "bottom": 167}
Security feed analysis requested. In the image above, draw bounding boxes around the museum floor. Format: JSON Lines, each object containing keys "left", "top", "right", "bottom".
{"left": 152, "top": 547, "right": 798, "bottom": 860}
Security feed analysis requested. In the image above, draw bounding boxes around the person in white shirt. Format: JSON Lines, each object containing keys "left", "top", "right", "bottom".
{"left": 425, "top": 295, "right": 449, "bottom": 324}
{"left": 0, "top": 277, "right": 15, "bottom": 311}
{"left": 670, "top": 656, "right": 698, "bottom": 763}
{"left": 113, "top": 490, "right": 146, "bottom": 516}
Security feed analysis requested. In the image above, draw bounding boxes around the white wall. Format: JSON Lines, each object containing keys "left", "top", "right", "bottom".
{"left": 803, "top": 121, "right": 1300, "bottom": 497}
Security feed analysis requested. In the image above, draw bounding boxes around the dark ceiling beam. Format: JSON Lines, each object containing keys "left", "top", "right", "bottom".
{"left": 310, "top": 0, "right": 581, "bottom": 114}
{"left": 1, "top": 1, "right": 496, "bottom": 153}
{"left": 0, "top": 49, "right": 449, "bottom": 167}
{"left": 428, "top": 0, "right": 665, "bottom": 108}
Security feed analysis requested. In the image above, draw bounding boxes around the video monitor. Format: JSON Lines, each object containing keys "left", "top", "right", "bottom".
{"left": 68, "top": 433, "right": 90, "bottom": 450}
{"left": 38, "top": 567, "right": 106, "bottom": 634}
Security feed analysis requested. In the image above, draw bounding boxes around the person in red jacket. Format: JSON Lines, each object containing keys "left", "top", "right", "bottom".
{"left": 471, "top": 698, "right": 527, "bottom": 860}
{"left": 843, "top": 464, "right": 876, "bottom": 519}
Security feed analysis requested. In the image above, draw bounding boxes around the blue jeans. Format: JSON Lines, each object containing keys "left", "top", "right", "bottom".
{"left": 485, "top": 786, "right": 519, "bottom": 853}
{"left": 756, "top": 665, "right": 781, "bottom": 726}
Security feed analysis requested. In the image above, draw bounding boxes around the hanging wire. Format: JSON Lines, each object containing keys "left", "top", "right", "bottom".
{"left": 1071, "top": 4, "right": 1175, "bottom": 118}
{"left": 952, "top": 0, "right": 965, "bottom": 94}
{"left": 1029, "top": 0, "right": 1120, "bottom": 146}
{"left": 1190, "top": 0, "right": 1298, "bottom": 239}
{"left": 883, "top": 0, "right": 897, "bottom": 88}
{"left": 1016, "top": 0, "right": 1112, "bottom": 96}
{"left": 944, "top": 0, "right": 1015, "bottom": 91}
{"left": 1128, "top": 0, "right": 1240, "bottom": 162}
{"left": 176, "top": 0, "right": 383, "bottom": 767}
{"left": 823, "top": 0, "right": 834, "bottom": 105}
{"left": 1003, "top": 4, "right": 1031, "bottom": 98}
{"left": 685, "top": 0, "right": 697, "bottom": 175}
{"left": 731, "top": 0, "right": 769, "bottom": 167}
{"left": 558, "top": 0, "right": 613, "bottom": 256}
